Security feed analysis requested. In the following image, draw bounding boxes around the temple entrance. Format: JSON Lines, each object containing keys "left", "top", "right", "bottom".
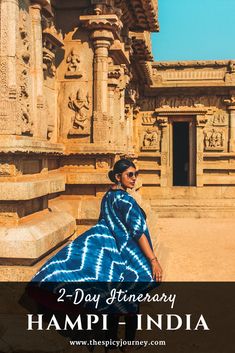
{"left": 170, "top": 117, "right": 196, "bottom": 186}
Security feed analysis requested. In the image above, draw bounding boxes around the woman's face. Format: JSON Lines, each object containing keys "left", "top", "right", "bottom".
{"left": 115, "top": 166, "right": 139, "bottom": 189}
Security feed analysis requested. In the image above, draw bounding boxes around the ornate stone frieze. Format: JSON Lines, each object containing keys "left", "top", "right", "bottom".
{"left": 153, "top": 60, "right": 229, "bottom": 69}
{"left": 139, "top": 96, "right": 223, "bottom": 111}
{"left": 68, "top": 89, "right": 90, "bottom": 136}
{"left": 152, "top": 60, "right": 235, "bottom": 86}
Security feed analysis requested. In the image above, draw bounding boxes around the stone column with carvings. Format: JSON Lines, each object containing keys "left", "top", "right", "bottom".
{"left": 30, "top": 1, "right": 46, "bottom": 138}
{"left": 108, "top": 62, "right": 121, "bottom": 145}
{"left": 224, "top": 97, "right": 235, "bottom": 152}
{"left": 157, "top": 116, "right": 169, "bottom": 187}
{"left": 0, "top": 0, "right": 19, "bottom": 134}
{"left": 91, "top": 29, "right": 113, "bottom": 142}
{"left": 196, "top": 115, "right": 208, "bottom": 187}
{"left": 79, "top": 14, "right": 122, "bottom": 144}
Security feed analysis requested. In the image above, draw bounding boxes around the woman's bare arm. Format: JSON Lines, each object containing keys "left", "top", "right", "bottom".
{"left": 138, "top": 234, "right": 163, "bottom": 282}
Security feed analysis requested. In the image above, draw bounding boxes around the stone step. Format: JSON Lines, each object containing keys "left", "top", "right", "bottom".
{"left": 152, "top": 206, "right": 235, "bottom": 218}
{"left": 149, "top": 197, "right": 235, "bottom": 217}
{"left": 150, "top": 198, "right": 235, "bottom": 207}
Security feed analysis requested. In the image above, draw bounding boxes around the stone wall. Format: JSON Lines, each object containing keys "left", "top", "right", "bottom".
{"left": 0, "top": 0, "right": 159, "bottom": 266}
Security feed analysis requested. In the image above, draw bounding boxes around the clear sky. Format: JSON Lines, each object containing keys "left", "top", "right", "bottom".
{"left": 152, "top": 0, "right": 235, "bottom": 62}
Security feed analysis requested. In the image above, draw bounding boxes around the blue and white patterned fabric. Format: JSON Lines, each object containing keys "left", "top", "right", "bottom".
{"left": 31, "top": 189, "right": 154, "bottom": 283}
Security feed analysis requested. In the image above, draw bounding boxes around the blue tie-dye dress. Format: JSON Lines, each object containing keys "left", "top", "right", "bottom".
{"left": 31, "top": 188, "right": 154, "bottom": 283}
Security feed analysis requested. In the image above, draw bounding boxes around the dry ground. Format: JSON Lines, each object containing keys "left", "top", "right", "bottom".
{"left": 154, "top": 217, "right": 235, "bottom": 281}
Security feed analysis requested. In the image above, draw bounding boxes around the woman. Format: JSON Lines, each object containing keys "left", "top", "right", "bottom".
{"left": 28, "top": 158, "right": 162, "bottom": 350}
{"left": 31, "top": 158, "right": 162, "bottom": 283}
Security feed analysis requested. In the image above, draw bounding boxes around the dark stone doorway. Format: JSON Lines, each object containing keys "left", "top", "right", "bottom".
{"left": 173, "top": 122, "right": 189, "bottom": 186}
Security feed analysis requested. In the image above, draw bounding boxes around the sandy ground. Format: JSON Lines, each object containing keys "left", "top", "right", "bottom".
{"left": 153, "top": 217, "right": 235, "bottom": 281}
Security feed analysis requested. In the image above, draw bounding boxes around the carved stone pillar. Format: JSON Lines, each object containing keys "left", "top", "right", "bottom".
{"left": 30, "top": 2, "right": 46, "bottom": 138}
{"left": 224, "top": 97, "right": 235, "bottom": 152}
{"left": 0, "top": 0, "right": 19, "bottom": 134}
{"left": 157, "top": 116, "right": 169, "bottom": 187}
{"left": 228, "top": 108, "right": 235, "bottom": 152}
{"left": 196, "top": 114, "right": 208, "bottom": 186}
{"left": 107, "top": 61, "right": 121, "bottom": 146}
{"left": 91, "top": 30, "right": 113, "bottom": 143}
{"left": 92, "top": 30, "right": 113, "bottom": 114}
{"left": 108, "top": 86, "right": 115, "bottom": 143}
{"left": 79, "top": 13, "right": 122, "bottom": 144}
{"left": 2, "top": 0, "right": 18, "bottom": 90}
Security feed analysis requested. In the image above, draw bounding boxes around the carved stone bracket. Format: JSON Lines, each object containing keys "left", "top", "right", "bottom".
{"left": 79, "top": 14, "right": 123, "bottom": 34}
{"left": 156, "top": 116, "right": 168, "bottom": 128}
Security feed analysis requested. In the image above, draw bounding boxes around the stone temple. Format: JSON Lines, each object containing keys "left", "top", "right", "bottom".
{"left": 0, "top": 0, "right": 235, "bottom": 280}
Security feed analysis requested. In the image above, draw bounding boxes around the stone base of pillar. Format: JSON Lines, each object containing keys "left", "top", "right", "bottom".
{"left": 0, "top": 209, "right": 76, "bottom": 265}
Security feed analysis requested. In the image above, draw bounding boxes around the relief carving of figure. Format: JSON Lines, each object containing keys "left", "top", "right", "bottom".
{"left": 204, "top": 129, "right": 225, "bottom": 150}
{"left": 65, "top": 48, "right": 82, "bottom": 78}
{"left": 143, "top": 128, "right": 158, "bottom": 147}
{"left": 68, "top": 89, "right": 90, "bottom": 135}
{"left": 19, "top": 69, "right": 33, "bottom": 135}
{"left": 19, "top": 12, "right": 30, "bottom": 64}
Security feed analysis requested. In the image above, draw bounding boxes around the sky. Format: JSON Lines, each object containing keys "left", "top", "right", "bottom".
{"left": 151, "top": 0, "right": 235, "bottom": 62}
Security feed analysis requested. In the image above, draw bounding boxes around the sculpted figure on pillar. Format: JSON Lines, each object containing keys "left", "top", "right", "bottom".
{"left": 143, "top": 128, "right": 158, "bottom": 148}
{"left": 65, "top": 48, "right": 82, "bottom": 78}
{"left": 68, "top": 89, "right": 90, "bottom": 136}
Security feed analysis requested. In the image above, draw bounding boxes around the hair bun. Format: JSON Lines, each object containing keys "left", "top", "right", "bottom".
{"left": 108, "top": 170, "right": 117, "bottom": 183}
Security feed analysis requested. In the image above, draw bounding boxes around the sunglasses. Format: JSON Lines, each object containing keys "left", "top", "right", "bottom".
{"left": 125, "top": 171, "right": 139, "bottom": 178}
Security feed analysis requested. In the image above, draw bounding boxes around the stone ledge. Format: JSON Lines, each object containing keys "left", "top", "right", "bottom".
{"left": 0, "top": 136, "right": 64, "bottom": 154}
{"left": 0, "top": 210, "right": 76, "bottom": 262}
{"left": 66, "top": 172, "right": 109, "bottom": 184}
{"left": 0, "top": 173, "right": 66, "bottom": 200}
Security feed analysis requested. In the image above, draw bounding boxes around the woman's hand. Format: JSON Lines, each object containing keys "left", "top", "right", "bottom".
{"left": 150, "top": 258, "right": 163, "bottom": 282}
